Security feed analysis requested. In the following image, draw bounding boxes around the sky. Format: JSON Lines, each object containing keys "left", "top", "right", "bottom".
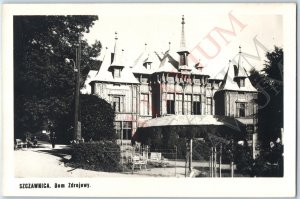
{"left": 83, "top": 4, "right": 283, "bottom": 77}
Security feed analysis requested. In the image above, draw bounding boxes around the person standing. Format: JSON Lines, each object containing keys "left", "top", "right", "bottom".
{"left": 50, "top": 132, "right": 56, "bottom": 148}
{"left": 48, "top": 121, "right": 56, "bottom": 149}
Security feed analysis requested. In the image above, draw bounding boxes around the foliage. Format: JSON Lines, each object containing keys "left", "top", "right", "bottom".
{"left": 252, "top": 142, "right": 283, "bottom": 177}
{"left": 233, "top": 144, "right": 253, "bottom": 176}
{"left": 80, "top": 94, "right": 116, "bottom": 141}
{"left": 69, "top": 141, "right": 121, "bottom": 172}
{"left": 249, "top": 46, "right": 283, "bottom": 148}
{"left": 192, "top": 140, "right": 210, "bottom": 161}
{"left": 14, "top": 16, "right": 101, "bottom": 142}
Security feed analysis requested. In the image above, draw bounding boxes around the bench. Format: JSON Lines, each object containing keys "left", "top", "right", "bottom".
{"left": 149, "top": 152, "right": 169, "bottom": 167}
{"left": 131, "top": 155, "right": 147, "bottom": 172}
{"left": 150, "top": 152, "right": 161, "bottom": 161}
{"left": 15, "top": 139, "right": 27, "bottom": 149}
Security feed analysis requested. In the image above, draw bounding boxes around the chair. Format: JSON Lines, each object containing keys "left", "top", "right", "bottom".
{"left": 15, "top": 139, "right": 27, "bottom": 149}
{"left": 131, "top": 155, "right": 147, "bottom": 172}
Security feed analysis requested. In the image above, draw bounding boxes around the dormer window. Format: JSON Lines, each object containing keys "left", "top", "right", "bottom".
{"left": 114, "top": 68, "right": 121, "bottom": 78}
{"left": 240, "top": 78, "right": 245, "bottom": 87}
{"left": 143, "top": 62, "right": 151, "bottom": 70}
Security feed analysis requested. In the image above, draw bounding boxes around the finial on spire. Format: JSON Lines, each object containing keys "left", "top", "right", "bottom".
{"left": 115, "top": 32, "right": 118, "bottom": 40}
{"left": 182, "top": 15, "right": 185, "bottom": 24}
{"left": 239, "top": 45, "right": 241, "bottom": 53}
{"left": 145, "top": 43, "right": 147, "bottom": 50}
{"left": 168, "top": 42, "right": 171, "bottom": 50}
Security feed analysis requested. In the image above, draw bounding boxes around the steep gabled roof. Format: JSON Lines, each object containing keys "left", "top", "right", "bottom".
{"left": 218, "top": 60, "right": 257, "bottom": 92}
{"left": 131, "top": 45, "right": 161, "bottom": 75}
{"left": 219, "top": 61, "right": 240, "bottom": 91}
{"left": 90, "top": 39, "right": 139, "bottom": 84}
{"left": 156, "top": 53, "right": 178, "bottom": 73}
{"left": 81, "top": 70, "right": 98, "bottom": 94}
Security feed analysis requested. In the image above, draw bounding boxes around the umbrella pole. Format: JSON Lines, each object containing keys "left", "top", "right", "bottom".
{"left": 214, "top": 146, "right": 217, "bottom": 177}
{"left": 189, "top": 138, "right": 192, "bottom": 173}
{"left": 209, "top": 154, "right": 211, "bottom": 177}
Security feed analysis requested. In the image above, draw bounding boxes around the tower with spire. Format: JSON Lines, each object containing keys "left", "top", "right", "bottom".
{"left": 109, "top": 32, "right": 125, "bottom": 78}
{"left": 177, "top": 15, "right": 191, "bottom": 73}
{"left": 233, "top": 46, "right": 248, "bottom": 87}
{"left": 214, "top": 47, "right": 257, "bottom": 117}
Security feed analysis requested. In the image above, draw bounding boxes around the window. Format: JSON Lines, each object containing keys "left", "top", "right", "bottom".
{"left": 140, "top": 93, "right": 149, "bottom": 115}
{"left": 180, "top": 54, "right": 186, "bottom": 65}
{"left": 193, "top": 95, "right": 201, "bottom": 115}
{"left": 112, "top": 96, "right": 123, "bottom": 112}
{"left": 240, "top": 79, "right": 245, "bottom": 87}
{"left": 114, "top": 122, "right": 122, "bottom": 139}
{"left": 237, "top": 103, "right": 246, "bottom": 117}
{"left": 176, "top": 94, "right": 183, "bottom": 114}
{"left": 167, "top": 93, "right": 175, "bottom": 114}
{"left": 114, "top": 68, "right": 121, "bottom": 78}
{"left": 184, "top": 94, "right": 192, "bottom": 115}
{"left": 206, "top": 97, "right": 212, "bottom": 115}
{"left": 122, "top": 122, "right": 132, "bottom": 140}
{"left": 146, "top": 63, "right": 151, "bottom": 70}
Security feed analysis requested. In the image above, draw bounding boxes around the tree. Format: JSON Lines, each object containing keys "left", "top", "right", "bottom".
{"left": 80, "top": 94, "right": 116, "bottom": 141}
{"left": 14, "top": 16, "right": 101, "bottom": 141}
{"left": 249, "top": 46, "right": 283, "bottom": 148}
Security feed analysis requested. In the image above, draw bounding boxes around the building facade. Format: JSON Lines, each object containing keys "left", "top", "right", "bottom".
{"left": 83, "top": 16, "right": 258, "bottom": 144}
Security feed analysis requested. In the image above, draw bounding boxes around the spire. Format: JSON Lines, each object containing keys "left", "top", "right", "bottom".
{"left": 145, "top": 43, "right": 148, "bottom": 51}
{"left": 236, "top": 45, "right": 247, "bottom": 78}
{"left": 111, "top": 32, "right": 124, "bottom": 67}
{"left": 168, "top": 42, "right": 171, "bottom": 51}
{"left": 179, "top": 15, "right": 187, "bottom": 52}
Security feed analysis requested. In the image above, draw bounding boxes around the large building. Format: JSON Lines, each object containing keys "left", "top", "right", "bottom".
{"left": 83, "top": 16, "right": 258, "bottom": 145}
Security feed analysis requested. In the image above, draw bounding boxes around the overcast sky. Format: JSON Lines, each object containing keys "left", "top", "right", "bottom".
{"left": 83, "top": 4, "right": 283, "bottom": 76}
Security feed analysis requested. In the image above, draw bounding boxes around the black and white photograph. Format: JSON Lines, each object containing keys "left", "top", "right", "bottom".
{"left": 2, "top": 3, "right": 296, "bottom": 197}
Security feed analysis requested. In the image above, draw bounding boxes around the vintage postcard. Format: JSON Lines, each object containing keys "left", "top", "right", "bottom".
{"left": 1, "top": 3, "right": 296, "bottom": 197}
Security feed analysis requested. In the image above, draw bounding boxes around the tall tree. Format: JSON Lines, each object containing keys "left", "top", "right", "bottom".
{"left": 14, "top": 16, "right": 101, "bottom": 141}
{"left": 249, "top": 46, "right": 283, "bottom": 148}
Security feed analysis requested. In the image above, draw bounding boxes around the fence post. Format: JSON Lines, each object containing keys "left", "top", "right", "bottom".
{"left": 231, "top": 161, "right": 234, "bottom": 177}
{"left": 219, "top": 144, "right": 222, "bottom": 178}
{"left": 175, "top": 146, "right": 177, "bottom": 177}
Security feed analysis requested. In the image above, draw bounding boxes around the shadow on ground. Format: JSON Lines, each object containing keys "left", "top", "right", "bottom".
{"left": 34, "top": 147, "right": 72, "bottom": 164}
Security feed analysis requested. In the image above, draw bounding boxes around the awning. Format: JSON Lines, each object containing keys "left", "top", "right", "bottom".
{"left": 139, "top": 115, "right": 245, "bottom": 130}
{"left": 135, "top": 115, "right": 247, "bottom": 143}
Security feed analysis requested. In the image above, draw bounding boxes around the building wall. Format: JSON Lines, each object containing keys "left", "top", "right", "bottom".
{"left": 91, "top": 74, "right": 257, "bottom": 141}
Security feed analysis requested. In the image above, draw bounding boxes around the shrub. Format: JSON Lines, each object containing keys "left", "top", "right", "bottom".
{"left": 70, "top": 141, "right": 121, "bottom": 172}
{"left": 252, "top": 143, "right": 283, "bottom": 177}
{"left": 234, "top": 144, "right": 254, "bottom": 176}
{"left": 81, "top": 94, "right": 116, "bottom": 141}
